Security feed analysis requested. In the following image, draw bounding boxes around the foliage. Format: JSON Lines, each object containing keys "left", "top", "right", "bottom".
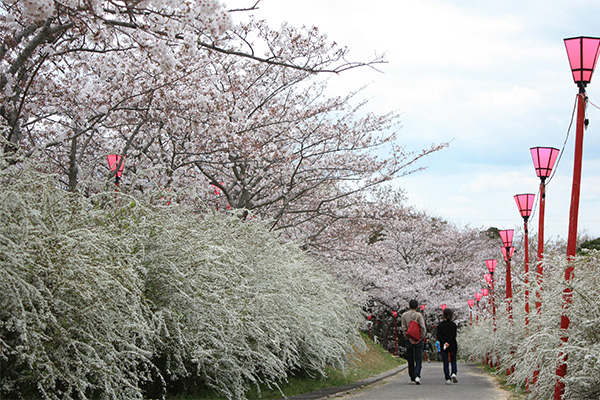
{"left": 577, "top": 236, "right": 600, "bottom": 253}
{"left": 0, "top": 161, "right": 365, "bottom": 400}
{"left": 458, "top": 248, "right": 600, "bottom": 399}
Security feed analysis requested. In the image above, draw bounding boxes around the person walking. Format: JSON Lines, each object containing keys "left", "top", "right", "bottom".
{"left": 437, "top": 307, "right": 458, "bottom": 385}
{"left": 401, "top": 299, "right": 426, "bottom": 384}
{"left": 435, "top": 340, "right": 441, "bottom": 362}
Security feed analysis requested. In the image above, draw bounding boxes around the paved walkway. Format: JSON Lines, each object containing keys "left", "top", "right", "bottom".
{"left": 286, "top": 362, "right": 511, "bottom": 400}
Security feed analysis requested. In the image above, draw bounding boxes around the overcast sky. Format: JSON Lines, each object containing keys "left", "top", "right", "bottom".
{"left": 232, "top": 0, "right": 600, "bottom": 241}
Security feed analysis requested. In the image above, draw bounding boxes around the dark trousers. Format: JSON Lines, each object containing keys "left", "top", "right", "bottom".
{"left": 405, "top": 340, "right": 424, "bottom": 380}
{"left": 441, "top": 349, "right": 457, "bottom": 380}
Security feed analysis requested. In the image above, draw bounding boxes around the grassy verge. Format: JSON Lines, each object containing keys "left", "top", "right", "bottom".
{"left": 479, "top": 364, "right": 527, "bottom": 400}
{"left": 169, "top": 333, "right": 404, "bottom": 400}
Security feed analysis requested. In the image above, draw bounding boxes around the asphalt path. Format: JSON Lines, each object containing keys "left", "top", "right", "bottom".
{"left": 326, "top": 363, "right": 511, "bottom": 400}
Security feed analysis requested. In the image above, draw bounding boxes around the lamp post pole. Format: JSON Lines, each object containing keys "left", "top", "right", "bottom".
{"left": 392, "top": 311, "right": 398, "bottom": 356}
{"left": 530, "top": 147, "right": 559, "bottom": 386}
{"left": 468, "top": 299, "right": 474, "bottom": 325}
{"left": 530, "top": 147, "right": 559, "bottom": 313}
{"left": 514, "top": 194, "right": 535, "bottom": 326}
{"left": 475, "top": 293, "right": 482, "bottom": 325}
{"left": 555, "top": 36, "right": 600, "bottom": 400}
{"left": 485, "top": 260, "right": 497, "bottom": 326}
{"left": 106, "top": 154, "right": 126, "bottom": 203}
{"left": 485, "top": 259, "right": 497, "bottom": 369}
{"left": 498, "top": 230, "right": 514, "bottom": 320}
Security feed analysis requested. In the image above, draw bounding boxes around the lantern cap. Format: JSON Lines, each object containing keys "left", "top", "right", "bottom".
{"left": 530, "top": 147, "right": 559, "bottom": 181}
{"left": 564, "top": 36, "right": 600, "bottom": 89}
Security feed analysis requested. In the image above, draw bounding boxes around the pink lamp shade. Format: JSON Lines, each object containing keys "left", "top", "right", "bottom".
{"left": 502, "top": 246, "right": 515, "bottom": 262}
{"left": 481, "top": 288, "right": 489, "bottom": 297}
{"left": 420, "top": 304, "right": 426, "bottom": 311}
{"left": 392, "top": 311, "right": 398, "bottom": 318}
{"left": 468, "top": 299, "right": 475, "bottom": 308}
{"left": 499, "top": 229, "right": 514, "bottom": 248}
{"left": 475, "top": 293, "right": 482, "bottom": 302}
{"left": 564, "top": 36, "right": 600, "bottom": 87}
{"left": 441, "top": 304, "right": 447, "bottom": 310}
{"left": 485, "top": 259, "right": 497, "bottom": 274}
{"left": 530, "top": 147, "right": 559, "bottom": 181}
{"left": 514, "top": 193, "right": 535, "bottom": 220}
{"left": 106, "top": 154, "right": 126, "bottom": 177}
{"left": 367, "top": 315, "right": 372, "bottom": 321}
{"left": 484, "top": 273, "right": 492, "bottom": 284}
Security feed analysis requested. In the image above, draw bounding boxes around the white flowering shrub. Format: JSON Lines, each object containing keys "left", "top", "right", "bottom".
{"left": 0, "top": 161, "right": 364, "bottom": 400}
{"left": 459, "top": 250, "right": 600, "bottom": 399}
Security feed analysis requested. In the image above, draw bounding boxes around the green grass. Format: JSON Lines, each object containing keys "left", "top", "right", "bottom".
{"left": 479, "top": 364, "right": 527, "bottom": 400}
{"left": 168, "top": 333, "right": 405, "bottom": 400}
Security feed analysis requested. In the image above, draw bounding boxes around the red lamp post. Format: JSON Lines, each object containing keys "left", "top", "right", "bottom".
{"left": 485, "top": 259, "right": 497, "bottom": 322}
{"left": 475, "top": 293, "right": 482, "bottom": 324}
{"left": 498, "top": 229, "right": 514, "bottom": 320}
{"left": 392, "top": 311, "right": 398, "bottom": 356}
{"left": 484, "top": 273, "right": 492, "bottom": 285}
{"left": 367, "top": 315, "right": 372, "bottom": 339}
{"left": 554, "top": 36, "right": 600, "bottom": 400}
{"left": 107, "top": 154, "right": 126, "bottom": 185}
{"left": 485, "top": 259, "right": 498, "bottom": 368}
{"left": 107, "top": 154, "right": 125, "bottom": 203}
{"left": 530, "top": 146, "right": 559, "bottom": 313}
{"left": 514, "top": 193, "right": 535, "bottom": 325}
{"left": 468, "top": 299, "right": 474, "bottom": 325}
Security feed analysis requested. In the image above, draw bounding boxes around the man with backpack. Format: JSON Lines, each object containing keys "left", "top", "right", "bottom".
{"left": 401, "top": 299, "right": 427, "bottom": 384}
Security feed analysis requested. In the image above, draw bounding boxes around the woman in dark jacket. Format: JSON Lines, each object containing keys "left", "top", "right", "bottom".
{"left": 437, "top": 308, "right": 458, "bottom": 384}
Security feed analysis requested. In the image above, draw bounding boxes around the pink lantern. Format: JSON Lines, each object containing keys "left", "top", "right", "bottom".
{"left": 440, "top": 304, "right": 447, "bottom": 310}
{"left": 481, "top": 288, "right": 489, "bottom": 297}
{"left": 498, "top": 229, "right": 514, "bottom": 249}
{"left": 420, "top": 304, "right": 426, "bottom": 311}
{"left": 468, "top": 299, "right": 475, "bottom": 308}
{"left": 502, "top": 246, "right": 515, "bottom": 262}
{"left": 530, "top": 147, "right": 559, "bottom": 182}
{"left": 392, "top": 311, "right": 398, "bottom": 318}
{"left": 106, "top": 154, "right": 126, "bottom": 183}
{"left": 514, "top": 194, "right": 535, "bottom": 221}
{"left": 475, "top": 293, "right": 482, "bottom": 302}
{"left": 485, "top": 259, "right": 497, "bottom": 274}
{"left": 484, "top": 273, "right": 492, "bottom": 284}
{"left": 564, "top": 36, "right": 600, "bottom": 87}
